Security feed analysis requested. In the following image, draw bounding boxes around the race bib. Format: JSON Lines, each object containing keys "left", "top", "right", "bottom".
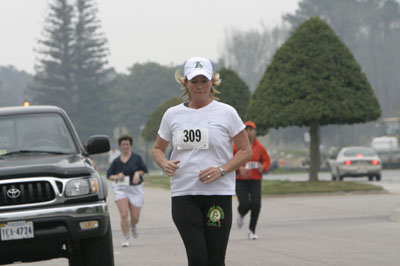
{"left": 115, "top": 176, "right": 130, "bottom": 186}
{"left": 176, "top": 128, "right": 209, "bottom": 150}
{"left": 245, "top": 161, "right": 259, "bottom": 169}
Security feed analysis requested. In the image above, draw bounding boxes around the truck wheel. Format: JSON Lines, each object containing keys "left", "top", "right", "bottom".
{"left": 68, "top": 248, "right": 84, "bottom": 266}
{"left": 338, "top": 175, "right": 344, "bottom": 181}
{"left": 331, "top": 174, "right": 337, "bottom": 181}
{"left": 82, "top": 218, "right": 114, "bottom": 266}
{"left": 368, "top": 176, "right": 374, "bottom": 181}
{"left": 68, "top": 253, "right": 83, "bottom": 266}
{"left": 68, "top": 218, "right": 114, "bottom": 266}
{"left": 375, "top": 174, "right": 381, "bottom": 181}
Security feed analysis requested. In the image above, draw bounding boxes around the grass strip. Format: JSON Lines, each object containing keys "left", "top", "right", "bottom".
{"left": 261, "top": 180, "right": 383, "bottom": 195}
{"left": 144, "top": 175, "right": 384, "bottom": 195}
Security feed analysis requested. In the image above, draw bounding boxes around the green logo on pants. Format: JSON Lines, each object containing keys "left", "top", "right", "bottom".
{"left": 207, "top": 205, "right": 224, "bottom": 227}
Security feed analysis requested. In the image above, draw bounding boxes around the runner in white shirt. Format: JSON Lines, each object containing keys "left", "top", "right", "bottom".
{"left": 108, "top": 145, "right": 121, "bottom": 163}
{"left": 152, "top": 57, "right": 252, "bottom": 266}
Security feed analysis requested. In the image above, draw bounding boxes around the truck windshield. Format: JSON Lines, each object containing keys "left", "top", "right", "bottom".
{"left": 0, "top": 113, "right": 77, "bottom": 155}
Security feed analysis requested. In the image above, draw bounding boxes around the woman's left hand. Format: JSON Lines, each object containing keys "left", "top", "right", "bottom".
{"left": 258, "top": 165, "right": 264, "bottom": 174}
{"left": 133, "top": 172, "right": 141, "bottom": 184}
{"left": 199, "top": 167, "right": 222, "bottom": 184}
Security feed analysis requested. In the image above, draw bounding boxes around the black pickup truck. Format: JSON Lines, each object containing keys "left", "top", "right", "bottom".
{"left": 0, "top": 105, "right": 114, "bottom": 266}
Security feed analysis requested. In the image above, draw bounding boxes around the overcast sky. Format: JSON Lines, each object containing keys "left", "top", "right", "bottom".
{"left": 0, "top": 0, "right": 300, "bottom": 74}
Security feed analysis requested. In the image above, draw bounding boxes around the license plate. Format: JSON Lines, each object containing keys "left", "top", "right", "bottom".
{"left": 357, "top": 168, "right": 367, "bottom": 174}
{"left": 0, "top": 221, "right": 34, "bottom": 241}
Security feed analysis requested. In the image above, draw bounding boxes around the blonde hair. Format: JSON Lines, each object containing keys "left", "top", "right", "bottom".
{"left": 175, "top": 70, "right": 222, "bottom": 102}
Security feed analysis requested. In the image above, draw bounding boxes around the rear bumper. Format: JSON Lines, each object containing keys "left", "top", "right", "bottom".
{"left": 338, "top": 165, "right": 382, "bottom": 177}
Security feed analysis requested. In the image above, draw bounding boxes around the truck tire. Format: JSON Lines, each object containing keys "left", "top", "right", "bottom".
{"left": 375, "top": 174, "right": 381, "bottom": 181}
{"left": 68, "top": 218, "right": 114, "bottom": 266}
{"left": 68, "top": 252, "right": 83, "bottom": 266}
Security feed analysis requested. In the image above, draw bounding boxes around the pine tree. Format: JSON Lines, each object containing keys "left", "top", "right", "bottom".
{"left": 247, "top": 17, "right": 381, "bottom": 181}
{"left": 73, "top": 0, "right": 113, "bottom": 141}
{"left": 29, "top": 0, "right": 75, "bottom": 115}
{"left": 30, "top": 0, "right": 113, "bottom": 142}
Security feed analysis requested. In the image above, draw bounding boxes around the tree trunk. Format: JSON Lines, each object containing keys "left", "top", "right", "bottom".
{"left": 309, "top": 121, "right": 320, "bottom": 181}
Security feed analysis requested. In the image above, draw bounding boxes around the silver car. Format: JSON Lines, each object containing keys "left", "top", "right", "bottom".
{"left": 330, "top": 146, "right": 382, "bottom": 181}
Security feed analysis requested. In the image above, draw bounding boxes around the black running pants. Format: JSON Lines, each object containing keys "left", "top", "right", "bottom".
{"left": 236, "top": 179, "right": 261, "bottom": 232}
{"left": 172, "top": 195, "right": 232, "bottom": 266}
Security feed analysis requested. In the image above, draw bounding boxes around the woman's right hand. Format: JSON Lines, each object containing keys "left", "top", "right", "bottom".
{"left": 117, "top": 172, "right": 125, "bottom": 180}
{"left": 162, "top": 160, "right": 180, "bottom": 176}
{"left": 239, "top": 166, "right": 249, "bottom": 178}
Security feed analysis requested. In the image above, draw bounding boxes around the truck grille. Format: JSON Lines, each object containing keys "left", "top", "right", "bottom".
{"left": 0, "top": 181, "right": 55, "bottom": 206}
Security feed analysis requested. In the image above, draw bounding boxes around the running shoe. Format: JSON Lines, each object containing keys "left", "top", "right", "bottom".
{"left": 122, "top": 236, "right": 131, "bottom": 247}
{"left": 248, "top": 230, "right": 258, "bottom": 240}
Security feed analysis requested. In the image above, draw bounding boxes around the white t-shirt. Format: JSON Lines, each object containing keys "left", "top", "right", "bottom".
{"left": 158, "top": 100, "right": 245, "bottom": 197}
{"left": 108, "top": 149, "right": 121, "bottom": 163}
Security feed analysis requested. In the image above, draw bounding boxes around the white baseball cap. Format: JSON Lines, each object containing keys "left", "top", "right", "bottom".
{"left": 184, "top": 57, "right": 213, "bottom": 80}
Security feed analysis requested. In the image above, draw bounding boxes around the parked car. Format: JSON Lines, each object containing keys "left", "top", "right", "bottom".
{"left": 0, "top": 105, "right": 114, "bottom": 266}
{"left": 329, "top": 146, "right": 382, "bottom": 181}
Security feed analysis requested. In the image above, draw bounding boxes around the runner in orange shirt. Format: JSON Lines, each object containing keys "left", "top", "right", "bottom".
{"left": 233, "top": 121, "right": 271, "bottom": 240}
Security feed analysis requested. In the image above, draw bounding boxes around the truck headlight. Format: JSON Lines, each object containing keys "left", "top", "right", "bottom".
{"left": 65, "top": 177, "right": 98, "bottom": 197}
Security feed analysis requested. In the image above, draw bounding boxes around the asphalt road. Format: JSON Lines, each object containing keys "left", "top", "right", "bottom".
{"left": 14, "top": 169, "right": 400, "bottom": 266}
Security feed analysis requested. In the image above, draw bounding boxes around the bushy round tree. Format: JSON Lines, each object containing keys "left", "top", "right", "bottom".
{"left": 217, "top": 67, "right": 251, "bottom": 121}
{"left": 247, "top": 17, "right": 381, "bottom": 181}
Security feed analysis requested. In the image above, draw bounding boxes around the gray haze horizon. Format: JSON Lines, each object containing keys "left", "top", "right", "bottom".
{"left": 0, "top": 0, "right": 300, "bottom": 74}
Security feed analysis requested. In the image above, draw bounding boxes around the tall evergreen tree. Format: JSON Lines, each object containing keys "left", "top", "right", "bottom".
{"left": 73, "top": 0, "right": 113, "bottom": 141}
{"left": 29, "top": 0, "right": 75, "bottom": 115}
{"left": 29, "top": 0, "right": 113, "bottom": 142}
{"left": 247, "top": 17, "right": 381, "bottom": 181}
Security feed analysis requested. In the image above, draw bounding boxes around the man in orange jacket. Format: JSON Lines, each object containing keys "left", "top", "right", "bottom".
{"left": 234, "top": 121, "right": 271, "bottom": 240}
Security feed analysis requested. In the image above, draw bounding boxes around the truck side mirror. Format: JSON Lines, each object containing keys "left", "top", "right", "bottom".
{"left": 86, "top": 135, "right": 110, "bottom": 155}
